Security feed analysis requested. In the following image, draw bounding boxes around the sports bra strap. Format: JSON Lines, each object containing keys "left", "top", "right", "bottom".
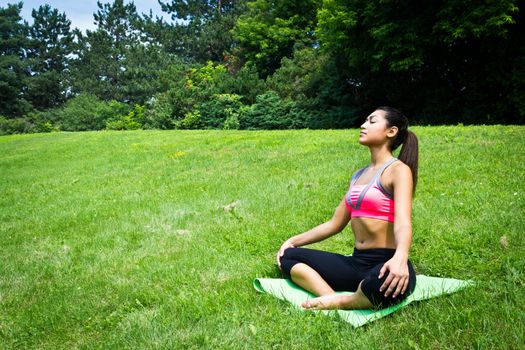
{"left": 350, "top": 167, "right": 366, "bottom": 187}
{"left": 349, "top": 157, "right": 398, "bottom": 209}
{"left": 371, "top": 157, "right": 398, "bottom": 184}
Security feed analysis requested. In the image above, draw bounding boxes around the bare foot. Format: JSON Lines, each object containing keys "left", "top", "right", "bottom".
{"left": 302, "top": 289, "right": 373, "bottom": 310}
{"left": 302, "top": 294, "right": 343, "bottom": 310}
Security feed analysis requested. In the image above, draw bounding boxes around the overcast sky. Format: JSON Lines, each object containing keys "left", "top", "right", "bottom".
{"left": 4, "top": 0, "right": 170, "bottom": 32}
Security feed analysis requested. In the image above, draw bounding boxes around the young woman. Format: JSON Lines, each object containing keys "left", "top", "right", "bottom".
{"left": 277, "top": 106, "right": 418, "bottom": 310}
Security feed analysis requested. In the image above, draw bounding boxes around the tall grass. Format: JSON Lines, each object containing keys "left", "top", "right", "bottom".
{"left": 0, "top": 126, "right": 523, "bottom": 349}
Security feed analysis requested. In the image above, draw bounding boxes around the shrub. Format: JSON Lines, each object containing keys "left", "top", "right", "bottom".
{"left": 0, "top": 116, "right": 36, "bottom": 135}
{"left": 106, "top": 104, "right": 146, "bottom": 130}
{"left": 57, "top": 94, "right": 130, "bottom": 131}
{"left": 223, "top": 111, "right": 240, "bottom": 130}
{"left": 145, "top": 94, "right": 175, "bottom": 129}
{"left": 267, "top": 47, "right": 324, "bottom": 101}
{"left": 240, "top": 91, "right": 295, "bottom": 129}
{"left": 105, "top": 114, "right": 141, "bottom": 130}
{"left": 198, "top": 94, "right": 244, "bottom": 129}
{"left": 222, "top": 64, "right": 267, "bottom": 105}
{"left": 23, "top": 111, "right": 57, "bottom": 133}
{"left": 179, "top": 110, "right": 203, "bottom": 130}
{"left": 149, "top": 61, "right": 258, "bottom": 129}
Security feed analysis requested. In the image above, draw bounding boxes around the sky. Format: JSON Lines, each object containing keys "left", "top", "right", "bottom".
{"left": 2, "top": 0, "right": 171, "bottom": 32}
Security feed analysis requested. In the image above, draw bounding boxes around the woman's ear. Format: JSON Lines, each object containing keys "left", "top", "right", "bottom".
{"left": 387, "top": 126, "right": 398, "bottom": 139}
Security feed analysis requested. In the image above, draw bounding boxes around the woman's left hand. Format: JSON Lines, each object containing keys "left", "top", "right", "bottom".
{"left": 378, "top": 255, "right": 409, "bottom": 298}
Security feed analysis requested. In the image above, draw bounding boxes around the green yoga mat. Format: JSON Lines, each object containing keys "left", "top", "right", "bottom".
{"left": 254, "top": 275, "right": 473, "bottom": 327}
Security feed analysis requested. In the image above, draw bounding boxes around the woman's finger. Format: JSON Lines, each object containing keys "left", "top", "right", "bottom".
{"left": 383, "top": 276, "right": 399, "bottom": 297}
{"left": 378, "top": 264, "right": 387, "bottom": 279}
{"left": 401, "top": 276, "right": 409, "bottom": 295}
{"left": 379, "top": 271, "right": 394, "bottom": 292}
{"left": 392, "top": 277, "right": 405, "bottom": 298}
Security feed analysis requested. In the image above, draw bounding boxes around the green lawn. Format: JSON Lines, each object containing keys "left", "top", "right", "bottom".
{"left": 1, "top": 126, "right": 524, "bottom": 349}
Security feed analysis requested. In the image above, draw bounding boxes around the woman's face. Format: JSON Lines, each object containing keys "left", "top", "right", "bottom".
{"left": 359, "top": 109, "right": 395, "bottom": 146}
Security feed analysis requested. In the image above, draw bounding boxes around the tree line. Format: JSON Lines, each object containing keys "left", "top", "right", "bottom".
{"left": 1, "top": 0, "right": 523, "bottom": 135}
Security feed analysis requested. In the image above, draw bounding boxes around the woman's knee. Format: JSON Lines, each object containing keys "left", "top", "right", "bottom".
{"left": 360, "top": 267, "right": 416, "bottom": 308}
{"left": 281, "top": 247, "right": 302, "bottom": 260}
{"left": 279, "top": 248, "right": 300, "bottom": 277}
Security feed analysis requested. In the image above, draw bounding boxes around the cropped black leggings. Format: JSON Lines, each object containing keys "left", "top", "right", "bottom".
{"left": 280, "top": 247, "right": 416, "bottom": 308}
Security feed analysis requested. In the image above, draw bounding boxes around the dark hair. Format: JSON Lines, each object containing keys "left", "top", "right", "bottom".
{"left": 376, "top": 106, "right": 418, "bottom": 194}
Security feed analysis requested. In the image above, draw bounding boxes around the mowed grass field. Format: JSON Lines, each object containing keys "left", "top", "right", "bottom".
{"left": 0, "top": 126, "right": 524, "bottom": 349}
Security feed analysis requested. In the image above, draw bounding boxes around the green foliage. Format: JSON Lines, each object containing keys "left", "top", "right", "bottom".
{"left": 178, "top": 93, "right": 244, "bottom": 130}
{"left": 265, "top": 47, "right": 361, "bottom": 129}
{"left": 267, "top": 47, "right": 323, "bottom": 100}
{"left": 106, "top": 104, "right": 146, "bottom": 130}
{"left": 184, "top": 62, "right": 230, "bottom": 108}
{"left": 0, "top": 110, "right": 58, "bottom": 135}
{"left": 26, "top": 4, "right": 76, "bottom": 109}
{"left": 317, "top": 0, "right": 519, "bottom": 72}
{"left": 241, "top": 91, "right": 296, "bottom": 129}
{"left": 179, "top": 110, "right": 203, "bottom": 130}
{"left": 159, "top": 0, "right": 247, "bottom": 62}
{"left": 146, "top": 62, "right": 266, "bottom": 130}
{"left": 315, "top": 0, "right": 523, "bottom": 122}
{"left": 223, "top": 113, "right": 240, "bottom": 130}
{"left": 2, "top": 0, "right": 524, "bottom": 127}
{"left": 224, "top": 64, "right": 267, "bottom": 105}
{"left": 156, "top": 62, "right": 248, "bottom": 128}
{"left": 0, "top": 116, "right": 35, "bottom": 135}
{"left": 145, "top": 93, "right": 175, "bottom": 129}
{"left": 232, "top": 0, "right": 320, "bottom": 77}
{"left": 71, "top": 0, "right": 175, "bottom": 104}
{"left": 0, "top": 3, "right": 31, "bottom": 117}
{"left": 57, "top": 94, "right": 129, "bottom": 131}
{"left": 23, "top": 111, "right": 57, "bottom": 132}
{"left": 198, "top": 93, "right": 244, "bottom": 129}
{"left": 105, "top": 115, "right": 140, "bottom": 131}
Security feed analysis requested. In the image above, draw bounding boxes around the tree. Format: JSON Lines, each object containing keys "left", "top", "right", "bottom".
{"left": 27, "top": 4, "right": 76, "bottom": 110}
{"left": 0, "top": 2, "right": 31, "bottom": 117}
{"left": 267, "top": 46, "right": 359, "bottom": 128}
{"left": 71, "top": 0, "right": 139, "bottom": 101}
{"left": 316, "top": 0, "right": 523, "bottom": 123}
{"left": 159, "top": 0, "right": 247, "bottom": 63}
{"left": 72, "top": 0, "right": 175, "bottom": 104}
{"left": 232, "top": 0, "right": 320, "bottom": 78}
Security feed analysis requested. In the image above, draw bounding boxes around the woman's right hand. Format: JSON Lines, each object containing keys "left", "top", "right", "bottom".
{"left": 276, "top": 240, "right": 295, "bottom": 270}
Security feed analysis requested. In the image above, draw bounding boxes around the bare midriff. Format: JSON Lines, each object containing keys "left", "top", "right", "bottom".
{"left": 351, "top": 217, "right": 396, "bottom": 250}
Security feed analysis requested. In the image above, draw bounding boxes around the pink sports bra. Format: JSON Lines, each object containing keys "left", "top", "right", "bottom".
{"left": 344, "top": 157, "right": 397, "bottom": 223}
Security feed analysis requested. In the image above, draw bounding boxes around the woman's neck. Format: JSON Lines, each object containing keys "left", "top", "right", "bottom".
{"left": 368, "top": 146, "right": 393, "bottom": 169}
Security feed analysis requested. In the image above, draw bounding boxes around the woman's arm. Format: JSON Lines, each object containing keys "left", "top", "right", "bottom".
{"left": 288, "top": 197, "right": 351, "bottom": 246}
{"left": 378, "top": 163, "right": 413, "bottom": 298}
{"left": 277, "top": 197, "right": 351, "bottom": 268}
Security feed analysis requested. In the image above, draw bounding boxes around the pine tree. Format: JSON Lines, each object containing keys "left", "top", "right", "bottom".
{"left": 0, "top": 2, "right": 31, "bottom": 117}
{"left": 27, "top": 4, "right": 76, "bottom": 109}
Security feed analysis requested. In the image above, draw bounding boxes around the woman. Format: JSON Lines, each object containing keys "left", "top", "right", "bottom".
{"left": 277, "top": 106, "right": 418, "bottom": 310}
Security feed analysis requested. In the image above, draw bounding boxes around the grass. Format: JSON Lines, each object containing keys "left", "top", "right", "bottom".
{"left": 0, "top": 126, "right": 524, "bottom": 349}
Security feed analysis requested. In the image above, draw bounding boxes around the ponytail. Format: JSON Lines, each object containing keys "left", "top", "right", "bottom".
{"left": 376, "top": 106, "right": 419, "bottom": 194}
{"left": 398, "top": 130, "right": 418, "bottom": 194}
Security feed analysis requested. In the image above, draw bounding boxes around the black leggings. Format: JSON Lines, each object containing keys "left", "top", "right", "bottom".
{"left": 280, "top": 247, "right": 416, "bottom": 308}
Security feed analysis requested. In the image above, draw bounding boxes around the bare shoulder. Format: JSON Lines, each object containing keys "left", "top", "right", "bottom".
{"left": 391, "top": 160, "right": 412, "bottom": 178}
{"left": 383, "top": 160, "right": 412, "bottom": 190}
